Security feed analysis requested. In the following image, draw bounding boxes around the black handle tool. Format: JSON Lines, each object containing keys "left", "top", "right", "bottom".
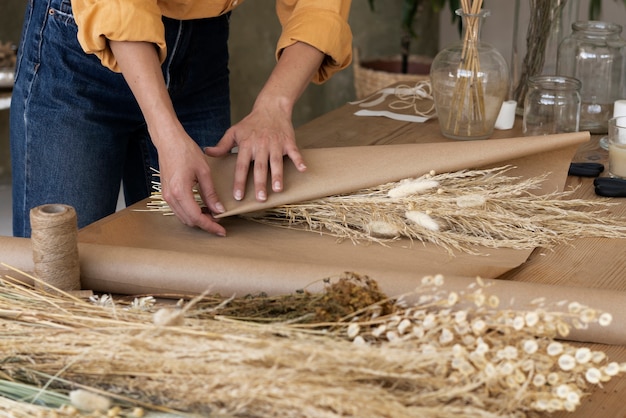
{"left": 594, "top": 177, "right": 626, "bottom": 197}
{"left": 568, "top": 162, "right": 605, "bottom": 177}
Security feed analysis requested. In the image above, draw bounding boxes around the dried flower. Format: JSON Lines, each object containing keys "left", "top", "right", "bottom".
{"left": 405, "top": 211, "right": 440, "bottom": 231}
{"left": 387, "top": 179, "right": 439, "bottom": 198}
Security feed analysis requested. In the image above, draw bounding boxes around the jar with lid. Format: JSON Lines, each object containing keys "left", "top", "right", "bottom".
{"left": 557, "top": 21, "right": 626, "bottom": 134}
{"left": 523, "top": 75, "right": 581, "bottom": 136}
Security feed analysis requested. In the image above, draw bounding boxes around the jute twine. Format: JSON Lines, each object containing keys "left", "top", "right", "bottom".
{"left": 30, "top": 204, "right": 81, "bottom": 292}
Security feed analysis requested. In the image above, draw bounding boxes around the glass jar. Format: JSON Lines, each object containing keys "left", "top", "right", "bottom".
{"left": 430, "top": 9, "right": 509, "bottom": 140}
{"left": 523, "top": 75, "right": 581, "bottom": 136}
{"left": 557, "top": 21, "right": 626, "bottom": 134}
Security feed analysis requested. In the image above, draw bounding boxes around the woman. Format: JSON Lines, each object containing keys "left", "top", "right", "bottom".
{"left": 10, "top": 0, "right": 352, "bottom": 237}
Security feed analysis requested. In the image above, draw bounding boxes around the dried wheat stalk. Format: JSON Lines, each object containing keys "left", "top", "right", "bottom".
{"left": 235, "top": 166, "right": 626, "bottom": 255}
{"left": 1, "top": 270, "right": 624, "bottom": 417}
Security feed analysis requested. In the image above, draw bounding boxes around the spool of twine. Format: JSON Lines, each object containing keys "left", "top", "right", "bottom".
{"left": 30, "top": 204, "right": 81, "bottom": 292}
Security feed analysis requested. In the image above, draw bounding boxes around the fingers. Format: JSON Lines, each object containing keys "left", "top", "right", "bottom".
{"left": 162, "top": 170, "right": 226, "bottom": 237}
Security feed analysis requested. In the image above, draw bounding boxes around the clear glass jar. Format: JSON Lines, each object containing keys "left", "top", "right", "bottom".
{"left": 557, "top": 21, "right": 626, "bottom": 134}
{"left": 523, "top": 75, "right": 581, "bottom": 136}
{"left": 430, "top": 9, "right": 509, "bottom": 140}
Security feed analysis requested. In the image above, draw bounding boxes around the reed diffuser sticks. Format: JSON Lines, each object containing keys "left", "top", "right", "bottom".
{"left": 446, "top": 0, "right": 487, "bottom": 136}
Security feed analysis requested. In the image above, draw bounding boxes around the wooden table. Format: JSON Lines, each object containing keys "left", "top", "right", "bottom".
{"left": 79, "top": 98, "right": 626, "bottom": 417}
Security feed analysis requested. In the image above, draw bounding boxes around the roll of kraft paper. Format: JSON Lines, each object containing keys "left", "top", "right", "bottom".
{"left": 29, "top": 204, "right": 81, "bottom": 292}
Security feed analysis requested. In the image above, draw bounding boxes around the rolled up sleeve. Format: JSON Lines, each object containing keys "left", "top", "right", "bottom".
{"left": 276, "top": 0, "right": 353, "bottom": 84}
{"left": 73, "top": 0, "right": 167, "bottom": 72}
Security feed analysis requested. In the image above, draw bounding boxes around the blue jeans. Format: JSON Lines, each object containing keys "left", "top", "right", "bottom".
{"left": 10, "top": 0, "right": 231, "bottom": 237}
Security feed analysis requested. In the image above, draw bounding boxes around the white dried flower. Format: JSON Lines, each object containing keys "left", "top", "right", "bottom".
{"left": 405, "top": 211, "right": 440, "bottom": 231}
{"left": 568, "top": 302, "right": 583, "bottom": 314}
{"left": 126, "top": 296, "right": 156, "bottom": 311}
{"left": 471, "top": 319, "right": 486, "bottom": 334}
{"left": 70, "top": 390, "right": 111, "bottom": 412}
{"left": 487, "top": 295, "right": 500, "bottom": 308}
{"left": 532, "top": 373, "right": 546, "bottom": 387}
{"left": 512, "top": 316, "right": 525, "bottom": 331}
{"left": 454, "top": 310, "right": 468, "bottom": 324}
{"left": 439, "top": 328, "right": 454, "bottom": 344}
{"left": 372, "top": 324, "right": 386, "bottom": 338}
{"left": 388, "top": 179, "right": 439, "bottom": 198}
{"left": 585, "top": 367, "right": 602, "bottom": 384}
{"left": 567, "top": 390, "right": 581, "bottom": 405}
{"left": 579, "top": 308, "right": 597, "bottom": 323}
{"left": 523, "top": 339, "right": 539, "bottom": 355}
{"left": 575, "top": 347, "right": 592, "bottom": 364}
{"left": 422, "top": 313, "right": 436, "bottom": 330}
{"left": 456, "top": 194, "right": 487, "bottom": 208}
{"left": 547, "top": 372, "right": 560, "bottom": 385}
{"left": 547, "top": 342, "right": 564, "bottom": 356}
{"left": 592, "top": 351, "right": 607, "bottom": 363}
{"left": 386, "top": 331, "right": 399, "bottom": 342}
{"left": 525, "top": 311, "right": 539, "bottom": 327}
{"left": 367, "top": 220, "right": 401, "bottom": 237}
{"left": 347, "top": 323, "right": 360, "bottom": 339}
{"left": 473, "top": 293, "right": 486, "bottom": 307}
{"left": 433, "top": 274, "right": 444, "bottom": 286}
{"left": 412, "top": 325, "right": 425, "bottom": 338}
{"left": 447, "top": 292, "right": 459, "bottom": 306}
{"left": 153, "top": 308, "right": 184, "bottom": 327}
{"left": 604, "top": 362, "right": 620, "bottom": 376}
{"left": 474, "top": 340, "right": 490, "bottom": 356}
{"left": 599, "top": 312, "right": 613, "bottom": 327}
{"left": 558, "top": 354, "right": 576, "bottom": 371}
{"left": 555, "top": 384, "right": 571, "bottom": 399}
{"left": 497, "top": 346, "right": 519, "bottom": 360}
{"left": 397, "top": 318, "right": 412, "bottom": 335}
{"left": 352, "top": 335, "right": 366, "bottom": 346}
{"left": 89, "top": 294, "right": 113, "bottom": 307}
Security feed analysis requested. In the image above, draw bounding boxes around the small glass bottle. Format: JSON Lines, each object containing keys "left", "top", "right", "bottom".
{"left": 430, "top": 9, "right": 509, "bottom": 140}
{"left": 523, "top": 75, "right": 581, "bottom": 136}
{"left": 557, "top": 21, "right": 626, "bottom": 134}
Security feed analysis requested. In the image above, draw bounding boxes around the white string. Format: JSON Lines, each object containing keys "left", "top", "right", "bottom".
{"left": 388, "top": 81, "right": 436, "bottom": 118}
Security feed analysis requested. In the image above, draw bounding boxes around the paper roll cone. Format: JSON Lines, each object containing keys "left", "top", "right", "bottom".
{"left": 1, "top": 235, "right": 624, "bottom": 345}
{"left": 212, "top": 132, "right": 590, "bottom": 217}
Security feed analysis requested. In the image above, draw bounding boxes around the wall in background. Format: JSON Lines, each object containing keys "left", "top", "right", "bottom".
{"left": 0, "top": 1, "right": 26, "bottom": 184}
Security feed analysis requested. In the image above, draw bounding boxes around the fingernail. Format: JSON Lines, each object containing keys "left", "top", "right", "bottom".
{"left": 234, "top": 190, "right": 243, "bottom": 201}
{"left": 216, "top": 202, "right": 225, "bottom": 213}
{"left": 299, "top": 163, "right": 307, "bottom": 170}
{"left": 273, "top": 181, "right": 282, "bottom": 192}
{"left": 257, "top": 190, "right": 266, "bottom": 201}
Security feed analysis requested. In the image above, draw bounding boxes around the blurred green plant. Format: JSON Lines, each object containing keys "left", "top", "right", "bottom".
{"left": 589, "top": 0, "right": 626, "bottom": 19}
{"left": 367, "top": 0, "right": 461, "bottom": 73}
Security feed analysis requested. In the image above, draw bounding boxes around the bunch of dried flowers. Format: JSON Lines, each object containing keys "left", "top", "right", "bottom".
{"left": 146, "top": 166, "right": 626, "bottom": 255}
{"left": 0, "top": 269, "right": 624, "bottom": 417}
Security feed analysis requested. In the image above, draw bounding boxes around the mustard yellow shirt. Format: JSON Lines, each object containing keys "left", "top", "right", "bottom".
{"left": 72, "top": 0, "right": 352, "bottom": 83}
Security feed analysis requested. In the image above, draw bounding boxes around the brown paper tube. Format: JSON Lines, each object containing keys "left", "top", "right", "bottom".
{"left": 0, "top": 236, "right": 624, "bottom": 345}
{"left": 29, "top": 204, "right": 81, "bottom": 292}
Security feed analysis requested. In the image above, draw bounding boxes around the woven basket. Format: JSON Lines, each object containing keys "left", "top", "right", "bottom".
{"left": 353, "top": 49, "right": 432, "bottom": 99}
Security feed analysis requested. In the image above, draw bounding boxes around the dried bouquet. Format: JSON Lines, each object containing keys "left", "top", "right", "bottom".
{"left": 147, "top": 165, "right": 626, "bottom": 255}
{"left": 0, "top": 269, "right": 624, "bottom": 417}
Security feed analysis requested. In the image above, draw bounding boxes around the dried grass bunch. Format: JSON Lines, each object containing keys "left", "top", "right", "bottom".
{"left": 235, "top": 166, "right": 626, "bottom": 254}
{"left": 1, "top": 269, "right": 624, "bottom": 417}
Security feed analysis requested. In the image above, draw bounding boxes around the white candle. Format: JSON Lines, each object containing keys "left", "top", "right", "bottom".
{"left": 609, "top": 142, "right": 626, "bottom": 178}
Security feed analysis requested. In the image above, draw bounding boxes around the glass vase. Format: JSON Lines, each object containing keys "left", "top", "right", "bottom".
{"left": 557, "top": 21, "right": 626, "bottom": 134}
{"left": 430, "top": 9, "right": 509, "bottom": 140}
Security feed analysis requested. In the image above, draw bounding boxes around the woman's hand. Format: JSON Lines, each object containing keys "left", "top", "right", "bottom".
{"left": 205, "top": 41, "right": 323, "bottom": 202}
{"left": 110, "top": 40, "right": 226, "bottom": 236}
{"left": 204, "top": 97, "right": 306, "bottom": 202}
